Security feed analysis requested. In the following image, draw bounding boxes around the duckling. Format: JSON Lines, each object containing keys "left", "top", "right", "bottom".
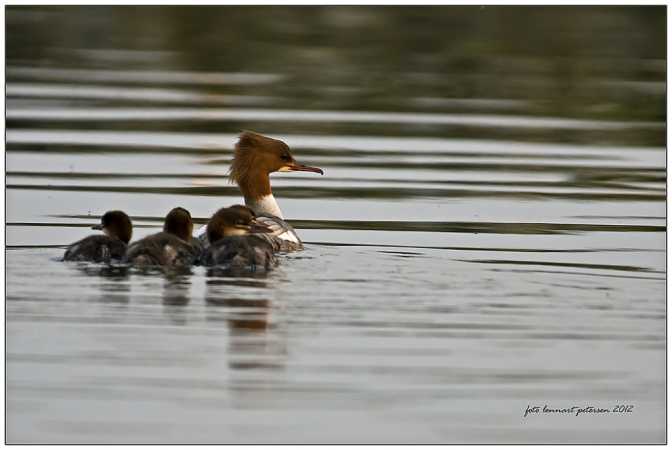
{"left": 124, "top": 207, "right": 201, "bottom": 268}
{"left": 63, "top": 210, "right": 132, "bottom": 263}
{"left": 202, "top": 205, "right": 276, "bottom": 271}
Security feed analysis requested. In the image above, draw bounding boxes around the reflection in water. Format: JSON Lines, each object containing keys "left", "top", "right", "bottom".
{"left": 210, "top": 294, "right": 271, "bottom": 336}
{"left": 162, "top": 272, "right": 192, "bottom": 326}
{"left": 206, "top": 268, "right": 270, "bottom": 284}
{"left": 74, "top": 263, "right": 131, "bottom": 304}
{"left": 162, "top": 271, "right": 192, "bottom": 306}
{"left": 75, "top": 263, "right": 129, "bottom": 280}
{"left": 205, "top": 272, "right": 286, "bottom": 372}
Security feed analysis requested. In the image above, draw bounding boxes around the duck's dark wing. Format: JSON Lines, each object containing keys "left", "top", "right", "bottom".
{"left": 125, "top": 232, "right": 200, "bottom": 267}
{"left": 63, "top": 235, "right": 126, "bottom": 263}
{"left": 202, "top": 235, "right": 276, "bottom": 270}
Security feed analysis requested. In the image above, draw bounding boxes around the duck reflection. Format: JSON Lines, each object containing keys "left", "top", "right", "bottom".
{"left": 161, "top": 270, "right": 193, "bottom": 325}
{"left": 205, "top": 270, "right": 287, "bottom": 371}
{"left": 76, "top": 263, "right": 129, "bottom": 279}
{"left": 74, "top": 263, "right": 131, "bottom": 304}
{"left": 162, "top": 270, "right": 192, "bottom": 306}
{"left": 207, "top": 294, "right": 270, "bottom": 331}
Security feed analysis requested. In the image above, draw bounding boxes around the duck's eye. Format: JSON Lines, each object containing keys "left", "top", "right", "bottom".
{"left": 281, "top": 153, "right": 291, "bottom": 162}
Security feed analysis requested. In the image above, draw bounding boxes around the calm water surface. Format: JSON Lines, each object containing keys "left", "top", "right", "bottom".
{"left": 6, "top": 6, "right": 666, "bottom": 443}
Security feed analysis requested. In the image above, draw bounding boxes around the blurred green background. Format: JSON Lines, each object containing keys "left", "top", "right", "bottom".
{"left": 6, "top": 6, "right": 666, "bottom": 145}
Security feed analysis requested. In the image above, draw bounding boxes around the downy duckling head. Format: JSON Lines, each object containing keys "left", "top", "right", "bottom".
{"left": 207, "top": 205, "right": 272, "bottom": 243}
{"left": 163, "top": 207, "right": 193, "bottom": 242}
{"left": 92, "top": 210, "right": 133, "bottom": 244}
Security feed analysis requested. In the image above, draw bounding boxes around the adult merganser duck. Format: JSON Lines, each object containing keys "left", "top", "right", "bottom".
{"left": 201, "top": 205, "right": 276, "bottom": 271}
{"left": 124, "top": 207, "right": 201, "bottom": 267}
{"left": 64, "top": 210, "right": 132, "bottom": 263}
{"left": 198, "top": 131, "right": 324, "bottom": 251}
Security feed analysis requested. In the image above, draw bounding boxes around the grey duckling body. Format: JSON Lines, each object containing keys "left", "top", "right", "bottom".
{"left": 63, "top": 210, "right": 132, "bottom": 263}
{"left": 124, "top": 207, "right": 201, "bottom": 268}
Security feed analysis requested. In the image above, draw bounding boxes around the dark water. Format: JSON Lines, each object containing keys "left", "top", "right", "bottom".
{"left": 6, "top": 6, "right": 666, "bottom": 444}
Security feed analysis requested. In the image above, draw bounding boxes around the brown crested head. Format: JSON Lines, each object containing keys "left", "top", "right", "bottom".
{"left": 97, "top": 210, "right": 133, "bottom": 244}
{"left": 163, "top": 207, "right": 193, "bottom": 242}
{"left": 228, "top": 131, "right": 323, "bottom": 200}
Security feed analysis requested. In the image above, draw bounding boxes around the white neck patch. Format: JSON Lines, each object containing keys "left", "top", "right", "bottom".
{"left": 249, "top": 194, "right": 284, "bottom": 219}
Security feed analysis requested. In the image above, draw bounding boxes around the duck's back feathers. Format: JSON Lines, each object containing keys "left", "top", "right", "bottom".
{"left": 124, "top": 232, "right": 200, "bottom": 267}
{"left": 202, "top": 235, "right": 276, "bottom": 270}
{"left": 63, "top": 235, "right": 127, "bottom": 263}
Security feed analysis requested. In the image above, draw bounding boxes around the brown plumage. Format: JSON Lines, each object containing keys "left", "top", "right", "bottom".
{"left": 228, "top": 131, "right": 323, "bottom": 203}
{"left": 163, "top": 207, "right": 194, "bottom": 242}
{"left": 228, "top": 131, "right": 290, "bottom": 201}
